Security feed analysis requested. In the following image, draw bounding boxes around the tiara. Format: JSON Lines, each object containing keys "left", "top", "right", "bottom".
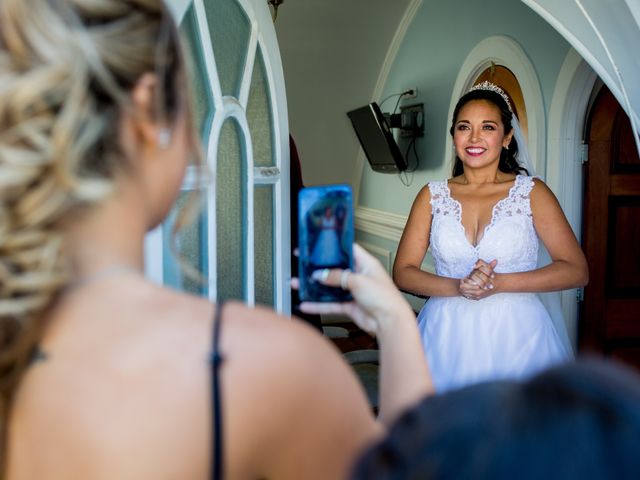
{"left": 468, "top": 81, "right": 512, "bottom": 112}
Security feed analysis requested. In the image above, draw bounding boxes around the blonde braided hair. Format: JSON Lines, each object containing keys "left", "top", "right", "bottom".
{"left": 0, "top": 0, "right": 187, "bottom": 464}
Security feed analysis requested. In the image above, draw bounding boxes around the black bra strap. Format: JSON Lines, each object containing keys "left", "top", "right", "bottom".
{"left": 210, "top": 301, "right": 225, "bottom": 480}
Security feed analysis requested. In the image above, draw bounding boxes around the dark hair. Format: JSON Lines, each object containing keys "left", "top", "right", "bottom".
{"left": 449, "top": 88, "right": 528, "bottom": 177}
{"left": 352, "top": 358, "right": 640, "bottom": 480}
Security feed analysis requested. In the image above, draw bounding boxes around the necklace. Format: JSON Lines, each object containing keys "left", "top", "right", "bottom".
{"left": 68, "top": 264, "right": 142, "bottom": 291}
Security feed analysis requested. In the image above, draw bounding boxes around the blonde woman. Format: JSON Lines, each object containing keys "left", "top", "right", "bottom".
{"left": 0, "top": 1, "right": 431, "bottom": 479}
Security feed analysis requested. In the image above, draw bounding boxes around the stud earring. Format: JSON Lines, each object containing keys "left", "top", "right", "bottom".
{"left": 158, "top": 128, "right": 172, "bottom": 149}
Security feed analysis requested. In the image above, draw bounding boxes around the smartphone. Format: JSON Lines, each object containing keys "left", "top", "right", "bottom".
{"left": 298, "top": 184, "right": 354, "bottom": 302}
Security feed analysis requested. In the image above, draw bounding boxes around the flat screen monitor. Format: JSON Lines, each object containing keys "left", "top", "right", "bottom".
{"left": 347, "top": 102, "right": 407, "bottom": 173}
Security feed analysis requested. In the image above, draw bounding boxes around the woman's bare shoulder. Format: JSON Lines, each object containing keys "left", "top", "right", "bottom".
{"left": 106, "top": 283, "right": 340, "bottom": 376}
{"left": 14, "top": 285, "right": 376, "bottom": 479}
{"left": 221, "top": 302, "right": 345, "bottom": 370}
{"left": 220, "top": 301, "right": 373, "bottom": 417}
{"left": 219, "top": 303, "right": 379, "bottom": 477}
{"left": 409, "top": 183, "right": 433, "bottom": 211}
{"left": 530, "top": 176, "right": 552, "bottom": 192}
{"left": 145, "top": 290, "right": 353, "bottom": 385}
{"left": 529, "top": 176, "right": 561, "bottom": 207}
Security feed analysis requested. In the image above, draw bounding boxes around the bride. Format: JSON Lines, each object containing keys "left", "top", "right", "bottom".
{"left": 393, "top": 82, "right": 589, "bottom": 392}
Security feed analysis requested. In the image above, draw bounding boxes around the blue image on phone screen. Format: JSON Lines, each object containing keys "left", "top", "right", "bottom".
{"left": 298, "top": 184, "right": 354, "bottom": 302}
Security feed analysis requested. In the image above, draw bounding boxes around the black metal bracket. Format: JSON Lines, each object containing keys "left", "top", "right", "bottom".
{"left": 384, "top": 103, "right": 424, "bottom": 138}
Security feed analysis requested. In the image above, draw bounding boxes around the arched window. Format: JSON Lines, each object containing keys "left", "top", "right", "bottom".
{"left": 146, "top": 0, "right": 291, "bottom": 313}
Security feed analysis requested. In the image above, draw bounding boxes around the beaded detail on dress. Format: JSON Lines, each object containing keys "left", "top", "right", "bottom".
{"left": 428, "top": 175, "right": 538, "bottom": 279}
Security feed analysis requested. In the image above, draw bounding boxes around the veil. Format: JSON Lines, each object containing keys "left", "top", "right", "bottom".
{"left": 511, "top": 116, "right": 574, "bottom": 357}
{"left": 511, "top": 115, "right": 534, "bottom": 176}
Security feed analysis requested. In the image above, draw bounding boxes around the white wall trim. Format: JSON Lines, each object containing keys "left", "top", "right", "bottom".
{"left": 356, "top": 208, "right": 434, "bottom": 313}
{"left": 546, "top": 48, "right": 597, "bottom": 348}
{"left": 353, "top": 0, "right": 423, "bottom": 205}
{"left": 248, "top": 0, "right": 291, "bottom": 314}
{"left": 358, "top": 241, "right": 392, "bottom": 273}
{"left": 547, "top": 49, "right": 596, "bottom": 235}
{"left": 355, "top": 206, "right": 407, "bottom": 243}
{"left": 446, "top": 35, "right": 546, "bottom": 178}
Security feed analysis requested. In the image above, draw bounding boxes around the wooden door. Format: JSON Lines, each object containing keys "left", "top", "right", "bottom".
{"left": 581, "top": 86, "right": 640, "bottom": 368}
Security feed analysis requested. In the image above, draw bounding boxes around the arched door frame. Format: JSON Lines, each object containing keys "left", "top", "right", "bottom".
{"left": 546, "top": 48, "right": 597, "bottom": 347}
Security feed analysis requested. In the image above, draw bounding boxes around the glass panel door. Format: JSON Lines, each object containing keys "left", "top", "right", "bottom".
{"left": 148, "top": 0, "right": 290, "bottom": 313}
{"left": 216, "top": 118, "right": 247, "bottom": 302}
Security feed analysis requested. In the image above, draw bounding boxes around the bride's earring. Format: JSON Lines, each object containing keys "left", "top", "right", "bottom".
{"left": 158, "top": 128, "right": 172, "bottom": 149}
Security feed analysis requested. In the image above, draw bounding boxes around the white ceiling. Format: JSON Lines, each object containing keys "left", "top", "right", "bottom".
{"left": 522, "top": 0, "right": 640, "bottom": 154}
{"left": 274, "top": 0, "right": 413, "bottom": 185}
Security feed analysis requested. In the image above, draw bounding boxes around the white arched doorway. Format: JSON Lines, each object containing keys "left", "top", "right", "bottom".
{"left": 546, "top": 48, "right": 598, "bottom": 347}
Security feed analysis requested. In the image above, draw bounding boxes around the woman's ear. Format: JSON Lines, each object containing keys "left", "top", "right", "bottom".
{"left": 129, "top": 72, "right": 163, "bottom": 148}
{"left": 503, "top": 129, "right": 514, "bottom": 148}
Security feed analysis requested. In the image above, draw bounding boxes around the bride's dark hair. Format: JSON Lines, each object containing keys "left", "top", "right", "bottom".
{"left": 449, "top": 89, "right": 528, "bottom": 177}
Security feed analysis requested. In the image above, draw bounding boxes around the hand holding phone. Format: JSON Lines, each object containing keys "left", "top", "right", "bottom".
{"left": 299, "top": 244, "right": 418, "bottom": 336}
{"left": 298, "top": 184, "right": 354, "bottom": 302}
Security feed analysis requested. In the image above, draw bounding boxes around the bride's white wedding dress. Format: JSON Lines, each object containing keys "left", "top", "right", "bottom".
{"left": 418, "top": 175, "right": 570, "bottom": 392}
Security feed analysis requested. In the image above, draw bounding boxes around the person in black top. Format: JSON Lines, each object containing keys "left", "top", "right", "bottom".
{"left": 353, "top": 357, "right": 640, "bottom": 480}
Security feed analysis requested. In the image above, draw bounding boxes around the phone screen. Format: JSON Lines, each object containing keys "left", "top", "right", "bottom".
{"left": 298, "top": 184, "right": 354, "bottom": 302}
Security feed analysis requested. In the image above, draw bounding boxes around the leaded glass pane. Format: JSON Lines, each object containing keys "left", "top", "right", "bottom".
{"left": 206, "top": 0, "right": 251, "bottom": 98}
{"left": 254, "top": 185, "right": 274, "bottom": 306}
{"left": 180, "top": 4, "right": 215, "bottom": 137}
{"left": 247, "top": 47, "right": 274, "bottom": 167}
{"left": 162, "top": 191, "right": 208, "bottom": 296}
{"left": 216, "top": 119, "right": 247, "bottom": 301}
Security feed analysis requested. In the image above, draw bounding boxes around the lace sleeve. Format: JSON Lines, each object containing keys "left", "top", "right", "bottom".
{"left": 428, "top": 181, "right": 459, "bottom": 219}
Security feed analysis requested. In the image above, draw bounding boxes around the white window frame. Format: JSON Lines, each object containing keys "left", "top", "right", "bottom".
{"left": 145, "top": 0, "right": 291, "bottom": 314}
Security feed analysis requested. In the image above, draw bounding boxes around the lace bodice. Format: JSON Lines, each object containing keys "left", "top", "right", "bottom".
{"left": 428, "top": 175, "right": 538, "bottom": 279}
